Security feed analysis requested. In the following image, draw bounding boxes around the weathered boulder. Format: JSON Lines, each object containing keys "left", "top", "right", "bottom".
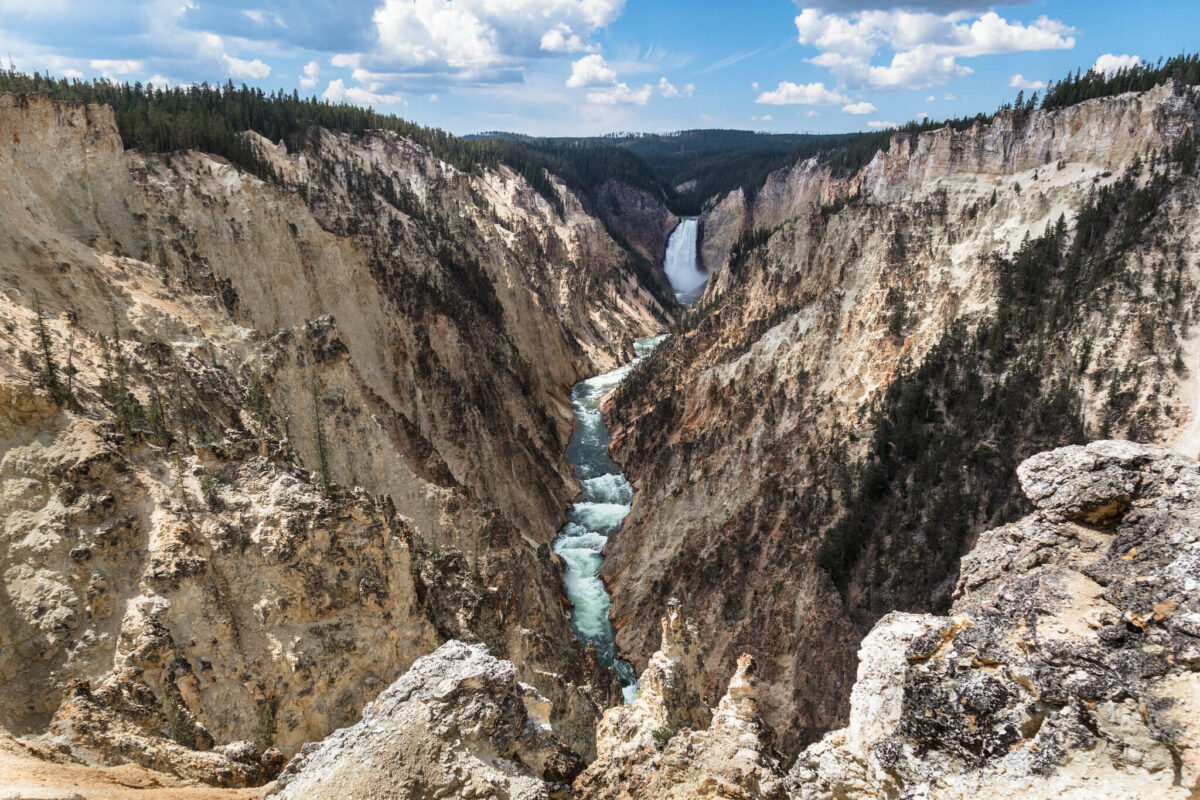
{"left": 272, "top": 641, "right": 581, "bottom": 800}
{"left": 788, "top": 441, "right": 1200, "bottom": 800}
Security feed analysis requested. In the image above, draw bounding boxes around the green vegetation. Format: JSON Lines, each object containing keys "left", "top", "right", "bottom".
{"left": 308, "top": 378, "right": 333, "bottom": 498}
{"left": 816, "top": 143, "right": 1195, "bottom": 606}
{"left": 30, "top": 292, "right": 64, "bottom": 402}
{"left": 0, "top": 67, "right": 655, "bottom": 215}
{"left": 1041, "top": 53, "right": 1200, "bottom": 110}
{"left": 161, "top": 686, "right": 197, "bottom": 749}
{"left": 255, "top": 702, "right": 277, "bottom": 752}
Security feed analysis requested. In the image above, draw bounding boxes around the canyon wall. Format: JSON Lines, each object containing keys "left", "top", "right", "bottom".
{"left": 605, "top": 82, "right": 1200, "bottom": 751}
{"left": 0, "top": 92, "right": 667, "bottom": 777}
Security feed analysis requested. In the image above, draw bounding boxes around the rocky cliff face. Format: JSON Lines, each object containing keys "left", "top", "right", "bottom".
{"left": 604, "top": 82, "right": 1200, "bottom": 751}
{"left": 790, "top": 441, "right": 1200, "bottom": 800}
{"left": 0, "top": 92, "right": 666, "bottom": 781}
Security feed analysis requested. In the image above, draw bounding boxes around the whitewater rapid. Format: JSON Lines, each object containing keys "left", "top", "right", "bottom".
{"left": 553, "top": 335, "right": 665, "bottom": 704}
{"left": 553, "top": 218, "right": 705, "bottom": 703}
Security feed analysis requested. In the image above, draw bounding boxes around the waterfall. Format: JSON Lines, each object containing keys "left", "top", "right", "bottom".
{"left": 663, "top": 218, "right": 707, "bottom": 306}
{"left": 553, "top": 335, "right": 666, "bottom": 704}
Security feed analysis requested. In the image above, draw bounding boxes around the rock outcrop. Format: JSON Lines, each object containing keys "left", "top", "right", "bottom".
{"left": 576, "top": 600, "right": 786, "bottom": 800}
{"left": 789, "top": 441, "right": 1200, "bottom": 799}
{"left": 272, "top": 641, "right": 581, "bottom": 800}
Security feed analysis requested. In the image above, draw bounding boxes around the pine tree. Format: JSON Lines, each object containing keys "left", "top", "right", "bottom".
{"left": 31, "top": 291, "right": 62, "bottom": 402}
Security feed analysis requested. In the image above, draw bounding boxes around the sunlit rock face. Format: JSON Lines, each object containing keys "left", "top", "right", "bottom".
{"left": 605, "top": 81, "right": 1200, "bottom": 752}
{"left": 0, "top": 92, "right": 668, "bottom": 781}
{"left": 789, "top": 441, "right": 1200, "bottom": 800}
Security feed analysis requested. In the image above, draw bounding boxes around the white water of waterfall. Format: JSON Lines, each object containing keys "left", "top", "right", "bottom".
{"left": 553, "top": 335, "right": 666, "bottom": 704}
{"left": 663, "top": 218, "right": 707, "bottom": 306}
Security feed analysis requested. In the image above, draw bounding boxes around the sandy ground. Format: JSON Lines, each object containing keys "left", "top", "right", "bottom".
{"left": 0, "top": 734, "right": 268, "bottom": 800}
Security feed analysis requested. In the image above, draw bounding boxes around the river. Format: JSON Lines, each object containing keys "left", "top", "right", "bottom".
{"left": 552, "top": 218, "right": 707, "bottom": 703}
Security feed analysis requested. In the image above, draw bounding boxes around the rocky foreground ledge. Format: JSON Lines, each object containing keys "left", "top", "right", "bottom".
{"left": 262, "top": 441, "right": 1200, "bottom": 799}
{"left": 791, "top": 440, "right": 1200, "bottom": 800}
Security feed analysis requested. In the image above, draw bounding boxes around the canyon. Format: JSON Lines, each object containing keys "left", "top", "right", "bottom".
{"left": 0, "top": 72, "right": 1198, "bottom": 800}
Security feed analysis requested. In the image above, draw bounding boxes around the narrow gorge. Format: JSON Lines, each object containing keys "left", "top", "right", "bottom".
{"left": 554, "top": 216, "right": 707, "bottom": 703}
{"left": 0, "top": 52, "right": 1199, "bottom": 800}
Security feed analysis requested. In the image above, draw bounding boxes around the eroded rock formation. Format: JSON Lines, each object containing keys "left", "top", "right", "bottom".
{"left": 576, "top": 600, "right": 786, "bottom": 800}
{"left": 790, "top": 441, "right": 1200, "bottom": 799}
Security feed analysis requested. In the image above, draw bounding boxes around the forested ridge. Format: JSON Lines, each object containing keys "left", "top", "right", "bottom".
{"left": 0, "top": 68, "right": 671, "bottom": 216}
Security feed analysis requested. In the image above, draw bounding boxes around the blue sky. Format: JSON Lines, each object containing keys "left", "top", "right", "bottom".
{"left": 1, "top": 0, "right": 1196, "bottom": 136}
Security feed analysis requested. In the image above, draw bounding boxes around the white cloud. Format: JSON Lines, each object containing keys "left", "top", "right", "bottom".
{"left": 867, "top": 120, "right": 896, "bottom": 128}
{"left": 147, "top": 74, "right": 171, "bottom": 88}
{"left": 842, "top": 100, "right": 876, "bottom": 114}
{"left": 62, "top": 68, "right": 84, "bottom": 80}
{"left": 429, "top": 93, "right": 439, "bottom": 101}
{"left": 751, "top": 114, "right": 774, "bottom": 121}
{"left": 805, "top": 110, "right": 820, "bottom": 117}
{"left": 366, "top": 0, "right": 624, "bottom": 74}
{"left": 794, "top": 8, "right": 1074, "bottom": 91}
{"left": 658, "top": 76, "right": 694, "bottom": 98}
{"left": 756, "top": 80, "right": 849, "bottom": 105}
{"left": 223, "top": 54, "right": 271, "bottom": 79}
{"left": 1009, "top": 73, "right": 1046, "bottom": 90}
{"left": 925, "top": 94, "right": 936, "bottom": 101}
{"left": 567, "top": 54, "right": 616, "bottom": 87}
{"left": 242, "top": 9, "right": 265, "bottom": 24}
{"left": 1092, "top": 53, "right": 1141, "bottom": 76}
{"left": 752, "top": 81, "right": 760, "bottom": 92}
{"left": 540, "top": 23, "right": 593, "bottom": 53}
{"left": 89, "top": 59, "right": 143, "bottom": 76}
{"left": 587, "top": 82, "right": 652, "bottom": 105}
{"left": 323, "top": 78, "right": 403, "bottom": 107}
{"left": 917, "top": 111, "right": 929, "bottom": 119}
{"left": 300, "top": 60, "right": 320, "bottom": 89}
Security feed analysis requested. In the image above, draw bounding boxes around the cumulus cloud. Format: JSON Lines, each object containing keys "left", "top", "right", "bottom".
{"left": 1009, "top": 73, "right": 1046, "bottom": 89}
{"left": 793, "top": 8, "right": 1074, "bottom": 91}
{"left": 587, "top": 82, "right": 652, "bottom": 105}
{"left": 323, "top": 78, "right": 403, "bottom": 107}
{"left": 751, "top": 113, "right": 774, "bottom": 121}
{"left": 366, "top": 0, "right": 624, "bottom": 75}
{"left": 756, "top": 80, "right": 849, "bottom": 105}
{"left": 1092, "top": 53, "right": 1141, "bottom": 76}
{"left": 842, "top": 100, "right": 876, "bottom": 114}
{"left": 540, "top": 22, "right": 593, "bottom": 53}
{"left": 223, "top": 54, "right": 271, "bottom": 79}
{"left": 658, "top": 76, "right": 694, "bottom": 98}
{"left": 89, "top": 58, "right": 143, "bottom": 76}
{"left": 567, "top": 54, "right": 616, "bottom": 87}
{"left": 867, "top": 120, "right": 896, "bottom": 128}
{"left": 146, "top": 74, "right": 172, "bottom": 88}
{"left": 300, "top": 59, "right": 320, "bottom": 89}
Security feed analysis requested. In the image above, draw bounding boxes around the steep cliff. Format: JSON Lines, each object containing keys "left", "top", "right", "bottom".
{"left": 0, "top": 92, "right": 666, "bottom": 780}
{"left": 605, "top": 81, "right": 1200, "bottom": 750}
